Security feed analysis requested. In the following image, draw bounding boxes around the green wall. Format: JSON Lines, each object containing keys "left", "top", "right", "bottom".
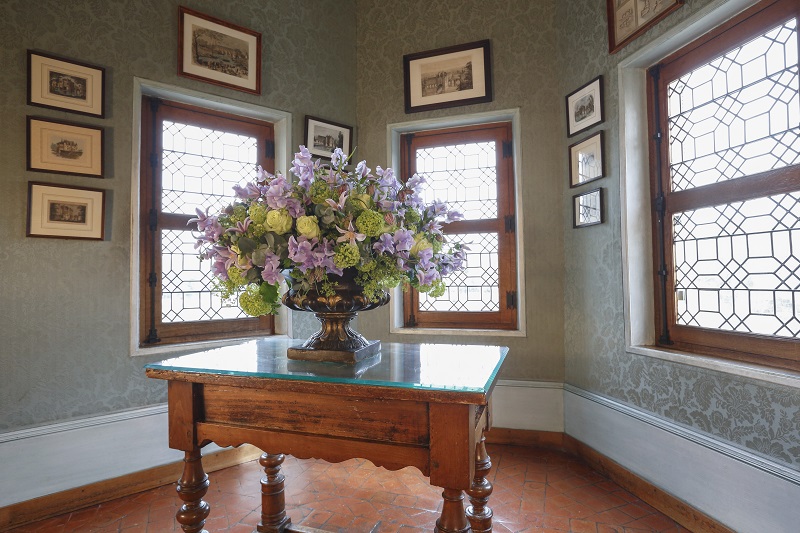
{"left": 0, "top": 0, "right": 357, "bottom": 430}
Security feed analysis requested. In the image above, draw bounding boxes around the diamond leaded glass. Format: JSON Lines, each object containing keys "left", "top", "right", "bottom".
{"left": 672, "top": 192, "right": 800, "bottom": 337}
{"left": 161, "top": 120, "right": 258, "bottom": 215}
{"left": 667, "top": 17, "right": 799, "bottom": 192}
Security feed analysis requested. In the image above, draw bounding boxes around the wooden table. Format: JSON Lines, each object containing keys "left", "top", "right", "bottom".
{"left": 145, "top": 338, "right": 507, "bottom": 533}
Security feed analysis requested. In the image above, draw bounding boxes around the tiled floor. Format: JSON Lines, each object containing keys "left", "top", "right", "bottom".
{"left": 11, "top": 444, "right": 690, "bottom": 532}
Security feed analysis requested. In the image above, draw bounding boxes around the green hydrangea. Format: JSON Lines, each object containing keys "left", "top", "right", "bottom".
{"left": 239, "top": 284, "right": 272, "bottom": 316}
{"left": 310, "top": 180, "right": 332, "bottom": 204}
{"left": 404, "top": 208, "right": 421, "bottom": 228}
{"left": 231, "top": 204, "right": 248, "bottom": 223}
{"left": 355, "top": 209, "right": 384, "bottom": 237}
{"left": 248, "top": 203, "right": 268, "bottom": 224}
{"left": 227, "top": 266, "right": 247, "bottom": 287}
{"left": 334, "top": 243, "right": 360, "bottom": 269}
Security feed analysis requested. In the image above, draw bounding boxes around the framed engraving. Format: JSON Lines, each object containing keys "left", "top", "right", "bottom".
{"left": 27, "top": 116, "right": 105, "bottom": 178}
{"left": 566, "top": 76, "right": 604, "bottom": 137}
{"left": 178, "top": 6, "right": 261, "bottom": 94}
{"left": 569, "top": 132, "right": 605, "bottom": 187}
{"left": 573, "top": 187, "right": 604, "bottom": 228}
{"left": 27, "top": 182, "right": 106, "bottom": 240}
{"left": 304, "top": 116, "right": 353, "bottom": 160}
{"left": 28, "top": 50, "right": 105, "bottom": 117}
{"left": 607, "top": 0, "right": 684, "bottom": 54}
{"left": 404, "top": 40, "right": 493, "bottom": 113}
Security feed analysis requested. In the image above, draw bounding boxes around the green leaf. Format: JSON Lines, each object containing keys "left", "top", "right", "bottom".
{"left": 259, "top": 282, "right": 279, "bottom": 304}
{"left": 238, "top": 237, "right": 258, "bottom": 254}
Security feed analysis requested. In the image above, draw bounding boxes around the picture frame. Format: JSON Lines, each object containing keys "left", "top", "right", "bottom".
{"left": 403, "top": 39, "right": 493, "bottom": 114}
{"left": 27, "top": 116, "right": 105, "bottom": 178}
{"left": 573, "top": 188, "right": 604, "bottom": 228}
{"left": 27, "top": 182, "right": 106, "bottom": 240}
{"left": 607, "top": 0, "right": 684, "bottom": 54}
{"left": 566, "top": 76, "right": 604, "bottom": 137}
{"left": 27, "top": 50, "right": 106, "bottom": 118}
{"left": 569, "top": 132, "right": 605, "bottom": 188}
{"left": 178, "top": 6, "right": 261, "bottom": 94}
{"left": 304, "top": 116, "right": 353, "bottom": 160}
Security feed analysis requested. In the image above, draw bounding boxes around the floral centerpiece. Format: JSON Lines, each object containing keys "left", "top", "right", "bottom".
{"left": 190, "top": 145, "right": 467, "bottom": 362}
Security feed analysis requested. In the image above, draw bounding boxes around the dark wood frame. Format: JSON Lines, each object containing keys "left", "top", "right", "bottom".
{"left": 27, "top": 50, "right": 106, "bottom": 118}
{"left": 27, "top": 116, "right": 105, "bottom": 178}
{"left": 139, "top": 97, "right": 275, "bottom": 346}
{"left": 565, "top": 76, "right": 604, "bottom": 137}
{"left": 27, "top": 181, "right": 106, "bottom": 240}
{"left": 647, "top": 0, "right": 800, "bottom": 370}
{"left": 607, "top": 0, "right": 684, "bottom": 54}
{"left": 400, "top": 122, "right": 518, "bottom": 330}
{"left": 178, "top": 6, "right": 262, "bottom": 95}
{"left": 403, "top": 40, "right": 493, "bottom": 114}
{"left": 572, "top": 187, "right": 604, "bottom": 228}
{"left": 569, "top": 131, "right": 605, "bottom": 188}
{"left": 303, "top": 115, "right": 353, "bottom": 160}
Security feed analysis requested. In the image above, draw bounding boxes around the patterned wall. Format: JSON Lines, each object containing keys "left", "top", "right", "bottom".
{"left": 0, "top": 0, "right": 357, "bottom": 430}
{"left": 556, "top": 0, "right": 800, "bottom": 471}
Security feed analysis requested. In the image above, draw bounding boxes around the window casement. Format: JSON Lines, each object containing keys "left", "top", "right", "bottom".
{"left": 400, "top": 122, "right": 518, "bottom": 330}
{"left": 648, "top": 0, "right": 800, "bottom": 370}
{"left": 139, "top": 96, "right": 275, "bottom": 346}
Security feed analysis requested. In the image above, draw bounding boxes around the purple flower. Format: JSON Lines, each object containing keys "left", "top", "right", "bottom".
{"left": 446, "top": 209, "right": 464, "bottom": 223}
{"left": 255, "top": 165, "right": 273, "bottom": 183}
{"left": 406, "top": 174, "right": 427, "bottom": 193}
{"left": 417, "top": 246, "right": 434, "bottom": 265}
{"left": 330, "top": 148, "right": 346, "bottom": 168}
{"left": 290, "top": 145, "right": 315, "bottom": 189}
{"left": 426, "top": 200, "right": 448, "bottom": 218}
{"left": 288, "top": 236, "right": 318, "bottom": 272}
{"left": 373, "top": 232, "right": 395, "bottom": 254}
{"left": 336, "top": 221, "right": 366, "bottom": 245}
{"left": 416, "top": 263, "right": 440, "bottom": 286}
{"left": 325, "top": 191, "right": 349, "bottom": 212}
{"left": 227, "top": 218, "right": 252, "bottom": 235}
{"left": 355, "top": 160, "right": 371, "bottom": 178}
{"left": 260, "top": 252, "right": 282, "bottom": 285}
{"left": 232, "top": 183, "right": 262, "bottom": 199}
{"left": 393, "top": 228, "right": 415, "bottom": 252}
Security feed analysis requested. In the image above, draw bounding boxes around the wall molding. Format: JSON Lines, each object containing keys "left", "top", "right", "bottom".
{"left": 491, "top": 380, "right": 564, "bottom": 432}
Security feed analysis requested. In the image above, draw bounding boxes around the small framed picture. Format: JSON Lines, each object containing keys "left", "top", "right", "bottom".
{"left": 569, "top": 132, "right": 605, "bottom": 187}
{"left": 27, "top": 116, "right": 105, "bottom": 178}
{"left": 573, "top": 188, "right": 604, "bottom": 228}
{"left": 304, "top": 116, "right": 353, "bottom": 160}
{"left": 178, "top": 6, "right": 261, "bottom": 94}
{"left": 566, "top": 76, "right": 604, "bottom": 137}
{"left": 607, "top": 0, "right": 684, "bottom": 54}
{"left": 404, "top": 40, "right": 493, "bottom": 114}
{"left": 27, "top": 50, "right": 105, "bottom": 118}
{"left": 27, "top": 182, "right": 106, "bottom": 240}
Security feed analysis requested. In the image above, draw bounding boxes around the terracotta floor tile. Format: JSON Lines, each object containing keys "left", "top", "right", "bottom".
{"left": 9, "top": 444, "right": 688, "bottom": 532}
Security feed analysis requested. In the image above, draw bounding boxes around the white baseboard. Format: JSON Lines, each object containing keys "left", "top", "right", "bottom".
{"left": 492, "top": 380, "right": 564, "bottom": 432}
{"left": 564, "top": 385, "right": 800, "bottom": 533}
{"left": 0, "top": 406, "right": 226, "bottom": 508}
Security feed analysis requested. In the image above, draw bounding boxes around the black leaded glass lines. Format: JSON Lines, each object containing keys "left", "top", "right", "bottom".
{"left": 418, "top": 232, "right": 500, "bottom": 313}
{"left": 161, "top": 120, "right": 258, "bottom": 216}
{"left": 161, "top": 230, "right": 247, "bottom": 323}
{"left": 672, "top": 192, "right": 800, "bottom": 337}
{"left": 415, "top": 142, "right": 498, "bottom": 220}
{"left": 667, "top": 18, "right": 799, "bottom": 191}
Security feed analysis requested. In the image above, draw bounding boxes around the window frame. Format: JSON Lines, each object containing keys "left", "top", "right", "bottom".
{"left": 139, "top": 96, "right": 276, "bottom": 347}
{"left": 647, "top": 0, "right": 800, "bottom": 370}
{"left": 399, "top": 122, "right": 518, "bottom": 330}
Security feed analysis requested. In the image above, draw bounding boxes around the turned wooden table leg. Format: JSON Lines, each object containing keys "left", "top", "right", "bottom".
{"left": 175, "top": 449, "right": 210, "bottom": 533}
{"left": 434, "top": 488, "right": 470, "bottom": 533}
{"left": 257, "top": 452, "right": 292, "bottom": 532}
{"left": 465, "top": 436, "right": 493, "bottom": 532}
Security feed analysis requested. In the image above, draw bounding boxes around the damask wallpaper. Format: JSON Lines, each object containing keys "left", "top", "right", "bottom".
{"left": 0, "top": 0, "right": 357, "bottom": 431}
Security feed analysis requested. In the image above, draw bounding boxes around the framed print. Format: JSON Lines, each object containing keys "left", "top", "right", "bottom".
{"left": 27, "top": 182, "right": 105, "bottom": 240}
{"left": 27, "top": 116, "right": 105, "bottom": 178}
{"left": 178, "top": 6, "right": 261, "bottom": 94}
{"left": 404, "top": 39, "right": 493, "bottom": 114}
{"left": 566, "top": 76, "right": 604, "bottom": 137}
{"left": 304, "top": 116, "right": 353, "bottom": 160}
{"left": 573, "top": 188, "right": 604, "bottom": 228}
{"left": 28, "top": 51, "right": 105, "bottom": 118}
{"left": 607, "top": 0, "right": 684, "bottom": 54}
{"left": 569, "top": 132, "right": 605, "bottom": 188}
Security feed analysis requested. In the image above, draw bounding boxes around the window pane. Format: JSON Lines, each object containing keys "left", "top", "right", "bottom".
{"left": 161, "top": 229, "right": 246, "bottom": 323}
{"left": 667, "top": 17, "right": 799, "bottom": 191}
{"left": 415, "top": 141, "right": 497, "bottom": 220}
{"left": 161, "top": 120, "right": 258, "bottom": 215}
{"left": 418, "top": 232, "right": 499, "bottom": 312}
{"left": 672, "top": 192, "right": 800, "bottom": 337}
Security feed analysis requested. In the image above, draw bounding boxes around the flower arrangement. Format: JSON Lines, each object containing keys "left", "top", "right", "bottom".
{"left": 190, "top": 145, "right": 467, "bottom": 316}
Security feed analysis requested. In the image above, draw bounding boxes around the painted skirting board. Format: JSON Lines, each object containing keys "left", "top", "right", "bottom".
{"left": 564, "top": 385, "right": 800, "bottom": 533}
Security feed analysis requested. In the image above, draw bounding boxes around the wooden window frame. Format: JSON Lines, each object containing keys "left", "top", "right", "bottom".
{"left": 400, "top": 122, "right": 518, "bottom": 330}
{"left": 139, "top": 96, "right": 275, "bottom": 346}
{"left": 648, "top": 0, "right": 800, "bottom": 370}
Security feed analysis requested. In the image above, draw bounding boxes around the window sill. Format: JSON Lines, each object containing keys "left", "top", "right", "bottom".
{"left": 628, "top": 344, "right": 800, "bottom": 388}
{"left": 389, "top": 326, "right": 526, "bottom": 338}
{"left": 130, "top": 334, "right": 291, "bottom": 358}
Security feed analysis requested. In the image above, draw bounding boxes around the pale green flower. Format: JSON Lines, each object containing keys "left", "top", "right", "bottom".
{"left": 265, "top": 209, "right": 292, "bottom": 234}
{"left": 410, "top": 234, "right": 433, "bottom": 257}
{"left": 355, "top": 209, "right": 384, "bottom": 237}
{"left": 334, "top": 243, "right": 360, "bottom": 268}
{"left": 296, "top": 215, "right": 321, "bottom": 239}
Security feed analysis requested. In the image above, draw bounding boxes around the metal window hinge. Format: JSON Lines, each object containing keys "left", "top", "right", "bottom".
{"left": 506, "top": 291, "right": 517, "bottom": 310}
{"left": 265, "top": 139, "right": 275, "bottom": 160}
{"left": 504, "top": 214, "right": 515, "bottom": 233}
{"left": 148, "top": 208, "right": 158, "bottom": 231}
{"left": 655, "top": 194, "right": 666, "bottom": 217}
{"left": 148, "top": 272, "right": 158, "bottom": 288}
{"left": 406, "top": 312, "right": 417, "bottom": 327}
{"left": 502, "top": 140, "right": 513, "bottom": 158}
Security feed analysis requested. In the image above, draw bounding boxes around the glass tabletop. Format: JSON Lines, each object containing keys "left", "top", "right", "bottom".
{"left": 145, "top": 337, "right": 507, "bottom": 394}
